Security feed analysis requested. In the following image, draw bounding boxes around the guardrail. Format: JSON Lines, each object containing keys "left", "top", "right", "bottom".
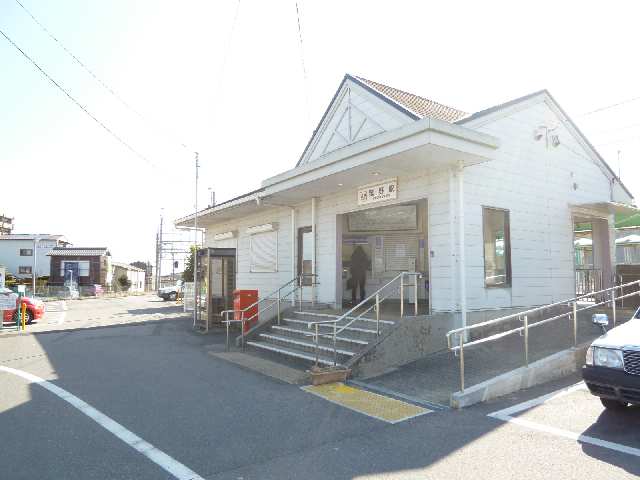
{"left": 445, "top": 279, "right": 640, "bottom": 392}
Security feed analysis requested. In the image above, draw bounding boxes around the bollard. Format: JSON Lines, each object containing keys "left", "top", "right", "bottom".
{"left": 21, "top": 302, "right": 27, "bottom": 331}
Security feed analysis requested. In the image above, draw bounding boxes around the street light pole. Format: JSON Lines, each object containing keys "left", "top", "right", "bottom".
{"left": 193, "top": 152, "right": 199, "bottom": 328}
{"left": 32, "top": 236, "right": 39, "bottom": 296}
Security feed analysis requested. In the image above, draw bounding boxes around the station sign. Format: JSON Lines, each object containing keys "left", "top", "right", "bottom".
{"left": 357, "top": 178, "right": 398, "bottom": 206}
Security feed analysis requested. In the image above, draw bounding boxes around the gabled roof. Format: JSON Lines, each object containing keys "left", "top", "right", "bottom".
{"left": 47, "top": 247, "right": 110, "bottom": 257}
{"left": 458, "top": 89, "right": 633, "bottom": 200}
{"left": 354, "top": 76, "right": 468, "bottom": 122}
{"left": 112, "top": 261, "right": 144, "bottom": 272}
{"left": 296, "top": 74, "right": 468, "bottom": 166}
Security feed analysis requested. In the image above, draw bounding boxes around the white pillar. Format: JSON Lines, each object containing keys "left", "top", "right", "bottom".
{"left": 457, "top": 161, "right": 467, "bottom": 331}
{"left": 311, "top": 197, "right": 317, "bottom": 304}
{"left": 291, "top": 207, "right": 296, "bottom": 306}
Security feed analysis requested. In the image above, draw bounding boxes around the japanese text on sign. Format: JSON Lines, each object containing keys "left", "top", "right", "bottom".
{"left": 357, "top": 179, "right": 398, "bottom": 206}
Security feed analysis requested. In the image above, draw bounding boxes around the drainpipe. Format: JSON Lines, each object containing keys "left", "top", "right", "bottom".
{"left": 458, "top": 161, "right": 467, "bottom": 332}
{"left": 311, "top": 197, "right": 317, "bottom": 306}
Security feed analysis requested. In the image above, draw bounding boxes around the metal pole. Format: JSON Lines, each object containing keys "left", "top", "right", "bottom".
{"left": 192, "top": 152, "right": 199, "bottom": 329}
{"left": 225, "top": 316, "right": 229, "bottom": 351}
{"left": 523, "top": 315, "right": 529, "bottom": 367}
{"left": 277, "top": 290, "right": 281, "bottom": 325}
{"left": 459, "top": 333, "right": 465, "bottom": 393}
{"left": 414, "top": 275, "right": 418, "bottom": 316}
{"left": 32, "top": 237, "right": 38, "bottom": 295}
{"left": 375, "top": 293, "right": 380, "bottom": 336}
{"left": 400, "top": 275, "right": 404, "bottom": 318}
{"left": 333, "top": 322, "right": 337, "bottom": 366}
{"left": 315, "top": 323, "right": 319, "bottom": 366}
{"left": 611, "top": 289, "right": 617, "bottom": 327}
{"left": 572, "top": 301, "right": 578, "bottom": 347}
{"left": 299, "top": 276, "right": 303, "bottom": 311}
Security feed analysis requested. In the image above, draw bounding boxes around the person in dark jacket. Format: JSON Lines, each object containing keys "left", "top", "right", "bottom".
{"left": 350, "top": 245, "right": 369, "bottom": 304}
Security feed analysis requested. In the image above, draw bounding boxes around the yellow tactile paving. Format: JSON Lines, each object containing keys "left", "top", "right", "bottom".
{"left": 302, "top": 382, "right": 431, "bottom": 423}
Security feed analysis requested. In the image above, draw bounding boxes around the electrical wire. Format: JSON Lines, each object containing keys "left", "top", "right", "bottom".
{"left": 580, "top": 95, "right": 640, "bottom": 116}
{"left": 295, "top": 0, "right": 311, "bottom": 127}
{"left": 14, "top": 0, "right": 190, "bottom": 152}
{"left": 0, "top": 27, "right": 155, "bottom": 168}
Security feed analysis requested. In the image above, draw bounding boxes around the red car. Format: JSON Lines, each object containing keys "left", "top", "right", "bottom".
{"left": 2, "top": 294, "right": 45, "bottom": 325}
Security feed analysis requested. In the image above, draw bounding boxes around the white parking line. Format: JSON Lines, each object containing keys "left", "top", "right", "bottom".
{"left": 0, "top": 366, "right": 205, "bottom": 480}
{"left": 488, "top": 382, "right": 640, "bottom": 458}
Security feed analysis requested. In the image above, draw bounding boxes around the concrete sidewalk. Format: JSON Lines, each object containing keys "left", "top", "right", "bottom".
{"left": 362, "top": 305, "right": 634, "bottom": 406}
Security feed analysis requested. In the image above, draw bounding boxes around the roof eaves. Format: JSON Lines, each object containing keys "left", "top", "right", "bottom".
{"left": 175, "top": 187, "right": 265, "bottom": 226}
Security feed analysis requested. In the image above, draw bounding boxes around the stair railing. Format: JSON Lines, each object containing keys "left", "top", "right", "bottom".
{"left": 306, "top": 272, "right": 422, "bottom": 366}
{"left": 221, "top": 274, "right": 318, "bottom": 351}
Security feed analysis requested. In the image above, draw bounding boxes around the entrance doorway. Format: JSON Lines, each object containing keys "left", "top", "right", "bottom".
{"left": 195, "top": 248, "right": 236, "bottom": 327}
{"left": 297, "top": 226, "right": 313, "bottom": 286}
{"left": 573, "top": 217, "right": 612, "bottom": 297}
{"left": 338, "top": 200, "right": 430, "bottom": 313}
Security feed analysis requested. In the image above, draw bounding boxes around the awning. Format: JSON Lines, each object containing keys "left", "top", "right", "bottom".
{"left": 572, "top": 201, "right": 639, "bottom": 216}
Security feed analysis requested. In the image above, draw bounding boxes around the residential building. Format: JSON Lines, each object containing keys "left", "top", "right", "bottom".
{"left": 0, "top": 214, "right": 13, "bottom": 235}
{"left": 0, "top": 234, "right": 71, "bottom": 279}
{"left": 111, "top": 262, "right": 146, "bottom": 293}
{"left": 176, "top": 74, "right": 636, "bottom": 359}
{"left": 47, "top": 247, "right": 111, "bottom": 287}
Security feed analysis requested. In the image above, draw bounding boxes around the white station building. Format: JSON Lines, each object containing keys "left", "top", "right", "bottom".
{"left": 177, "top": 74, "right": 635, "bottom": 335}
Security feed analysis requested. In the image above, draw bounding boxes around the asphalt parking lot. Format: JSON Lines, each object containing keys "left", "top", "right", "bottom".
{"left": 0, "top": 295, "right": 638, "bottom": 479}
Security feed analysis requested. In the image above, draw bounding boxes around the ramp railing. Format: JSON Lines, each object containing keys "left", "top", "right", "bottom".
{"left": 445, "top": 279, "right": 640, "bottom": 392}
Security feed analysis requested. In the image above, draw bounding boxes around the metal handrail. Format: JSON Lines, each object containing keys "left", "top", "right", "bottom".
{"left": 446, "top": 279, "right": 640, "bottom": 349}
{"left": 221, "top": 274, "right": 318, "bottom": 351}
{"left": 306, "top": 271, "right": 423, "bottom": 366}
{"left": 446, "top": 278, "right": 640, "bottom": 392}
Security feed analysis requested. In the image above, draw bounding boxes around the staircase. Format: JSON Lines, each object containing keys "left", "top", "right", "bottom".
{"left": 246, "top": 310, "right": 396, "bottom": 367}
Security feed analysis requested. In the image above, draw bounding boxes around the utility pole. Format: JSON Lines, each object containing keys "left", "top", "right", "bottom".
{"left": 32, "top": 236, "right": 39, "bottom": 296}
{"left": 158, "top": 214, "right": 164, "bottom": 290}
{"left": 193, "top": 152, "right": 199, "bottom": 328}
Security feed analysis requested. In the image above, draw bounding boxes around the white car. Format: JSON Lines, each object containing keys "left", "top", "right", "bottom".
{"left": 158, "top": 281, "right": 183, "bottom": 301}
{"left": 583, "top": 309, "right": 640, "bottom": 410}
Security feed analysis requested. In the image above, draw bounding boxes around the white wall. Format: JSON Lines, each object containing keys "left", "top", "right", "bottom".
{"left": 199, "top": 95, "right": 623, "bottom": 315}
{"left": 0, "top": 238, "right": 59, "bottom": 278}
{"left": 461, "top": 97, "right": 618, "bottom": 311}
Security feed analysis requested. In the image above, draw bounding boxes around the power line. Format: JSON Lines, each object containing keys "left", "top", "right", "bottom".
{"left": 0, "top": 27, "right": 155, "bottom": 168}
{"left": 295, "top": 0, "right": 311, "bottom": 127}
{"left": 14, "top": 0, "right": 190, "bottom": 152}
{"left": 581, "top": 95, "right": 640, "bottom": 116}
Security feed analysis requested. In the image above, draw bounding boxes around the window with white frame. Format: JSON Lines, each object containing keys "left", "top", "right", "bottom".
{"left": 18, "top": 266, "right": 32, "bottom": 274}
{"left": 250, "top": 231, "right": 278, "bottom": 272}
{"left": 19, "top": 249, "right": 33, "bottom": 256}
{"left": 483, "top": 207, "right": 511, "bottom": 287}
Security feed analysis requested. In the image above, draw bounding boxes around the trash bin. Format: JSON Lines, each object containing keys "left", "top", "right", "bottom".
{"left": 233, "top": 289, "right": 258, "bottom": 332}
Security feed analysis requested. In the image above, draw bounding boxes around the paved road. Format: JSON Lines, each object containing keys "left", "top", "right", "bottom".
{"left": 0, "top": 296, "right": 638, "bottom": 479}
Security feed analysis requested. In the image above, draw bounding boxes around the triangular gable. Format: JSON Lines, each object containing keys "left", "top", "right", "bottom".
{"left": 297, "top": 75, "right": 416, "bottom": 166}
{"left": 458, "top": 90, "right": 634, "bottom": 202}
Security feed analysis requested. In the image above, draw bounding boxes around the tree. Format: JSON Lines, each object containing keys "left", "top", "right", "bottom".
{"left": 130, "top": 261, "right": 149, "bottom": 271}
{"left": 182, "top": 246, "right": 197, "bottom": 282}
{"left": 117, "top": 274, "right": 132, "bottom": 291}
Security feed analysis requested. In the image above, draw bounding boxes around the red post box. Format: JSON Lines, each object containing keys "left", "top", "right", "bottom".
{"left": 233, "top": 289, "right": 258, "bottom": 332}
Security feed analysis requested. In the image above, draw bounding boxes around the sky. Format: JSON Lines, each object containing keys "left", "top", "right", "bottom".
{"left": 2, "top": 0, "right": 640, "bottom": 272}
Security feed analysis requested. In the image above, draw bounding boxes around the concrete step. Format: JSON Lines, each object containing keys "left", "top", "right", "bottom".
{"left": 291, "top": 311, "right": 395, "bottom": 326}
{"left": 259, "top": 333, "right": 357, "bottom": 358}
{"left": 271, "top": 325, "right": 369, "bottom": 347}
{"left": 246, "top": 341, "right": 339, "bottom": 367}
{"left": 282, "top": 317, "right": 381, "bottom": 336}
